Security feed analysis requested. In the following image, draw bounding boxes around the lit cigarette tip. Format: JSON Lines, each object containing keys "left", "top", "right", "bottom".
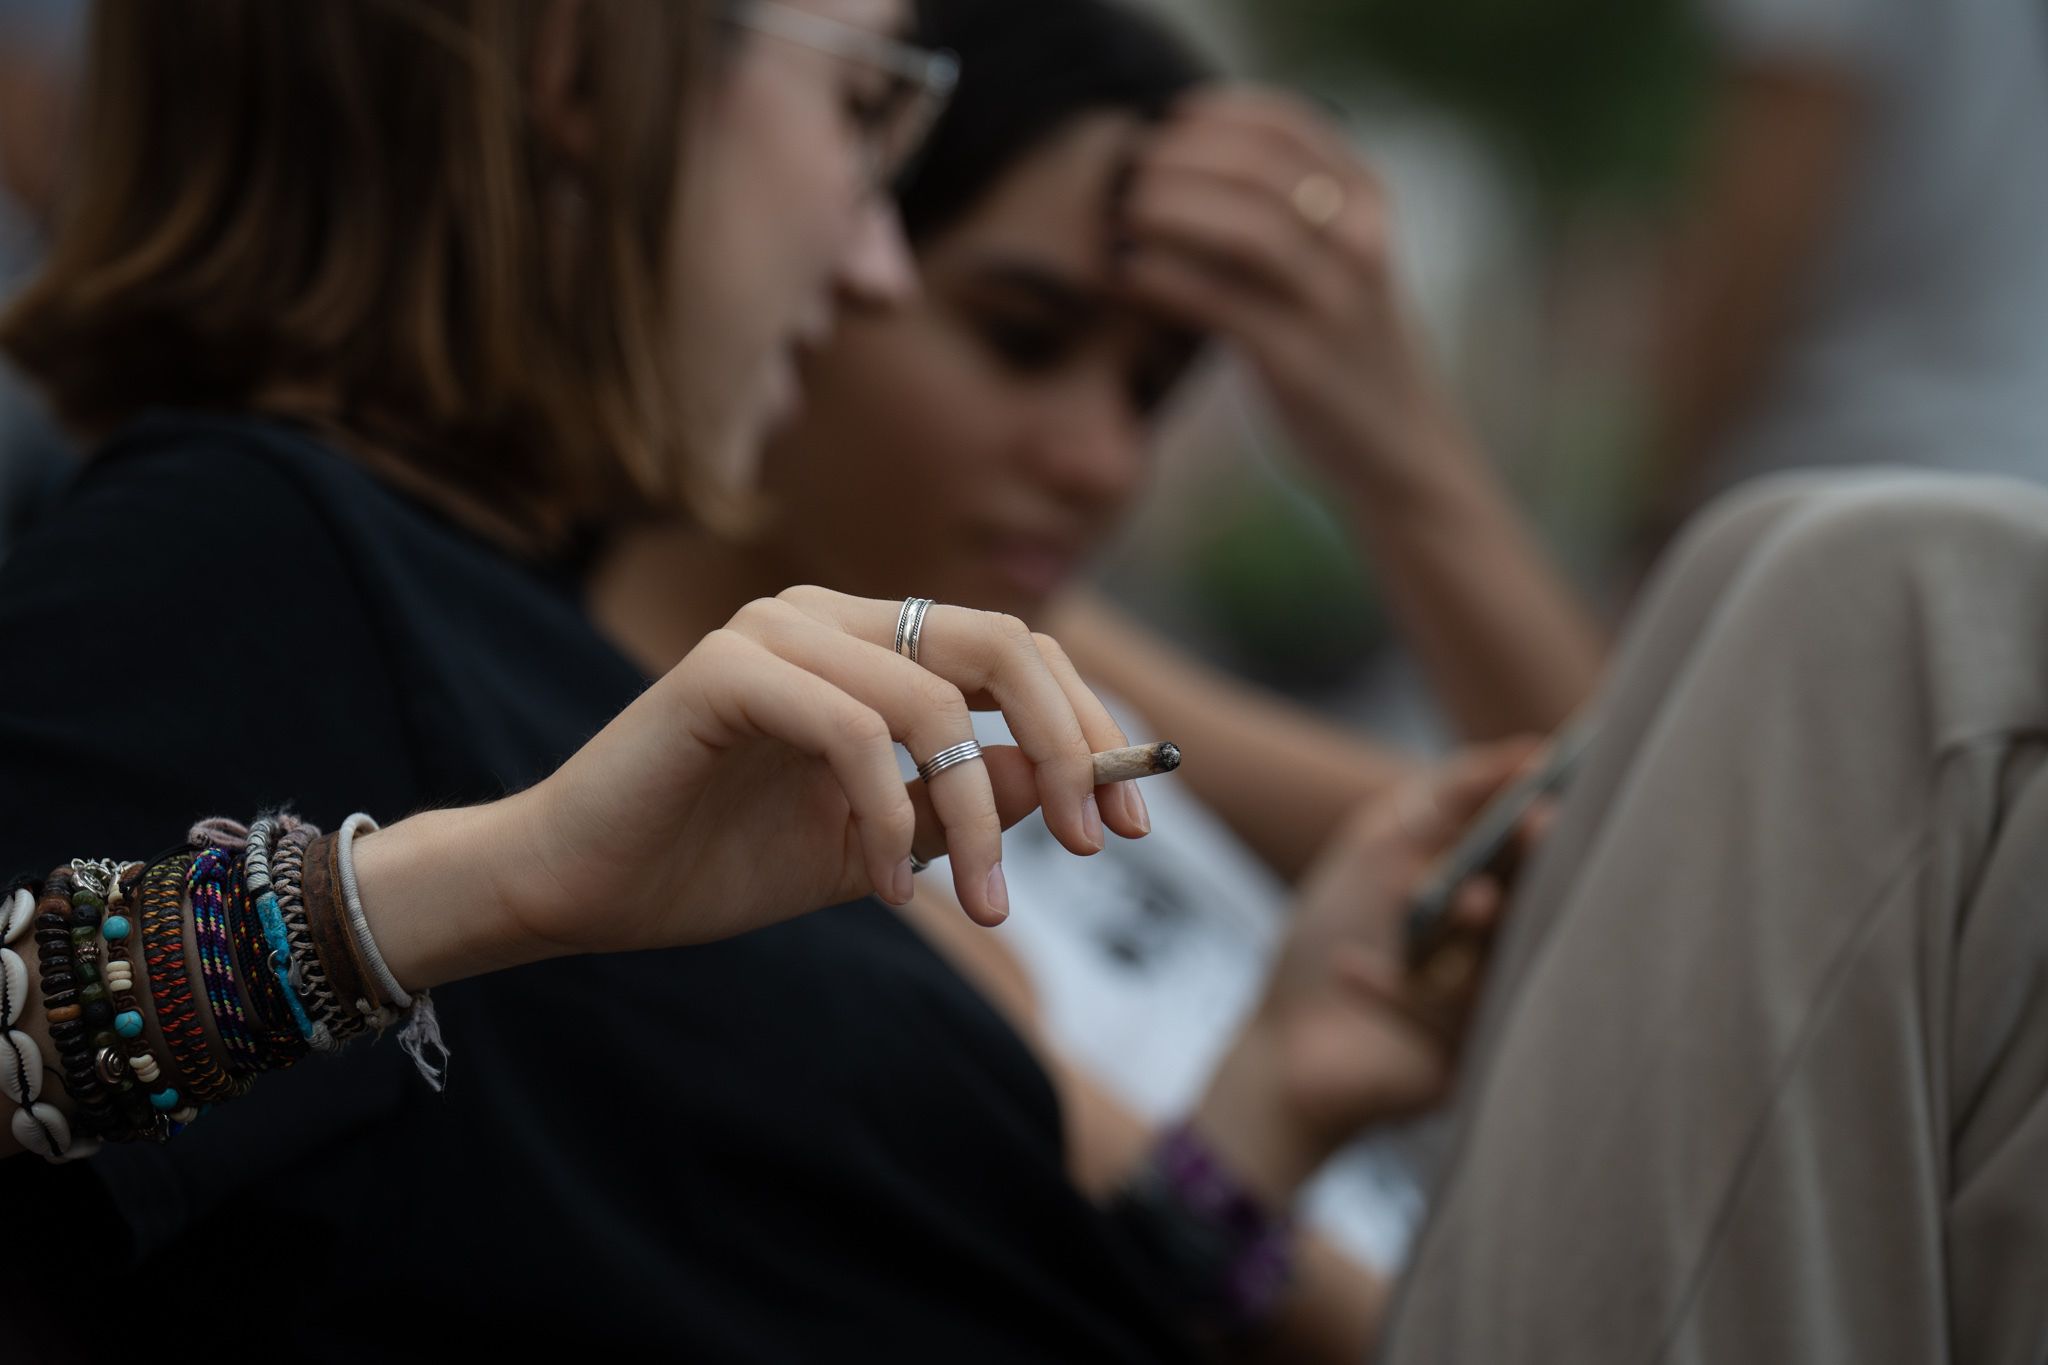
{"left": 1091, "top": 741, "right": 1183, "bottom": 785}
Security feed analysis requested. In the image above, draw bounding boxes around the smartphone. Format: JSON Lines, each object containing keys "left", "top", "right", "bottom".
{"left": 1403, "top": 718, "right": 1596, "bottom": 967}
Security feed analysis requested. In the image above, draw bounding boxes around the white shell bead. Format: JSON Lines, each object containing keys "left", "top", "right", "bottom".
{"left": 2, "top": 1027, "right": 43, "bottom": 1104}
{"left": 132, "top": 1055, "right": 160, "bottom": 1083}
{"left": 1, "top": 947, "right": 26, "bottom": 1026}
{"left": 2, "top": 887, "right": 33, "bottom": 944}
{"left": 10, "top": 1100, "right": 72, "bottom": 1159}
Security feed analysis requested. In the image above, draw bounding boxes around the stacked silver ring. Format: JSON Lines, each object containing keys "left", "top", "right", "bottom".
{"left": 916, "top": 739, "right": 984, "bottom": 784}
{"left": 894, "top": 597, "right": 934, "bottom": 664}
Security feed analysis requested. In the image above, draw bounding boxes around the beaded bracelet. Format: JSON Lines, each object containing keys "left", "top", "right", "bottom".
{"left": 140, "top": 853, "right": 233, "bottom": 1112}
{"left": 71, "top": 860, "right": 165, "bottom": 1144}
{"left": 103, "top": 862, "right": 175, "bottom": 1142}
{"left": 35, "top": 868, "right": 123, "bottom": 1143}
{"left": 5, "top": 876, "right": 97, "bottom": 1160}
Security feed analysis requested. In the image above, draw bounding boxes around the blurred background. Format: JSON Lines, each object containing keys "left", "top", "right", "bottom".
{"left": 6, "top": 0, "right": 2045, "bottom": 748}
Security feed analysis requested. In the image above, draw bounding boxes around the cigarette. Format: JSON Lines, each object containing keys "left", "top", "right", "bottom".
{"left": 1092, "top": 741, "right": 1182, "bottom": 785}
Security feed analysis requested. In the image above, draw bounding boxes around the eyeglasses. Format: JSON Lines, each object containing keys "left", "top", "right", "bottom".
{"left": 726, "top": 1, "right": 961, "bottom": 194}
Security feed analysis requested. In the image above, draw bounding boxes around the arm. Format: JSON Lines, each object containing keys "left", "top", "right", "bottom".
{"left": 1119, "top": 88, "right": 1606, "bottom": 743}
{"left": 1048, "top": 589, "right": 1419, "bottom": 882}
{"left": 1650, "top": 65, "right": 1866, "bottom": 513}
{"left": 2, "top": 591, "right": 1160, "bottom": 1159}
{"left": 899, "top": 889, "right": 1389, "bottom": 1361}
{"left": 899, "top": 742, "right": 1535, "bottom": 1359}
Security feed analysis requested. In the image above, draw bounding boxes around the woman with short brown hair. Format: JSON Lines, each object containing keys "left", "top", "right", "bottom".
{"left": 0, "top": 1, "right": 1271, "bottom": 1356}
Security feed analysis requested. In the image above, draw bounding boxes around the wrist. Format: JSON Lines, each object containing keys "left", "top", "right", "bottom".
{"left": 1326, "top": 400, "right": 1483, "bottom": 513}
{"left": 1189, "top": 1018, "right": 1342, "bottom": 1208}
{"left": 351, "top": 798, "right": 563, "bottom": 992}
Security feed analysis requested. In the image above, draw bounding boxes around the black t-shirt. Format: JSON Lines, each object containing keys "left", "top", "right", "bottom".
{"left": 0, "top": 413, "right": 1192, "bottom": 1361}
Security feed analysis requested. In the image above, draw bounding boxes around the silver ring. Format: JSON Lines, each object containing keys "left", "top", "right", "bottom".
{"left": 916, "top": 739, "right": 984, "bottom": 784}
{"left": 894, "top": 597, "right": 934, "bottom": 664}
{"left": 909, "top": 852, "right": 932, "bottom": 875}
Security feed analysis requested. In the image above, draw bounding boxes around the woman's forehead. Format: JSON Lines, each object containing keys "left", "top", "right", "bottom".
{"left": 935, "top": 114, "right": 1139, "bottom": 270}
{"left": 796, "top": 0, "right": 915, "bottom": 41}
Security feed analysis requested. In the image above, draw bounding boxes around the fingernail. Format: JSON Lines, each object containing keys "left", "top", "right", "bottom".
{"left": 1128, "top": 782, "right": 1151, "bottom": 836}
{"left": 985, "top": 863, "right": 1010, "bottom": 922}
{"left": 888, "top": 858, "right": 915, "bottom": 906}
{"left": 1082, "top": 793, "right": 1104, "bottom": 850}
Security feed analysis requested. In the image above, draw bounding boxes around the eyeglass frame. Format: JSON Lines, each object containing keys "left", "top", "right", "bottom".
{"left": 724, "top": 0, "right": 962, "bottom": 193}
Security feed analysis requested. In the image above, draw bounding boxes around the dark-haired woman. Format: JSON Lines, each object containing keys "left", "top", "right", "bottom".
{"left": 593, "top": 0, "right": 1603, "bottom": 1293}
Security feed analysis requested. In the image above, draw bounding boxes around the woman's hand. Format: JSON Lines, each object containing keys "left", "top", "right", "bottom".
{"left": 1117, "top": 88, "right": 1609, "bottom": 741}
{"left": 1190, "top": 739, "right": 1547, "bottom": 1203}
{"left": 1115, "top": 88, "right": 1455, "bottom": 502}
{"left": 357, "top": 588, "right": 1152, "bottom": 985}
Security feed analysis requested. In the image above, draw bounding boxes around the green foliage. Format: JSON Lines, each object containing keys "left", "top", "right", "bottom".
{"left": 1186, "top": 480, "right": 1392, "bottom": 691}
{"left": 1257, "top": 0, "right": 1714, "bottom": 207}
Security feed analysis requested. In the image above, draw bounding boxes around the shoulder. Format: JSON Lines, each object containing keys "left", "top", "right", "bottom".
{"left": 5, "top": 412, "right": 385, "bottom": 599}
{"left": 0, "top": 412, "right": 422, "bottom": 857}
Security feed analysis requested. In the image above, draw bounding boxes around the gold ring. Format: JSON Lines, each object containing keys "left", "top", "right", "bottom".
{"left": 1291, "top": 172, "right": 1346, "bottom": 231}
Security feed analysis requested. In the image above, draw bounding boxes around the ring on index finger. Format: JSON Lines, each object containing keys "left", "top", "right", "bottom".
{"left": 1291, "top": 172, "right": 1346, "bottom": 232}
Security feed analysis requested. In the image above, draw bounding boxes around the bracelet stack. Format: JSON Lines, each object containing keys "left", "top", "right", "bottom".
{"left": 2, "top": 810, "right": 446, "bottom": 1162}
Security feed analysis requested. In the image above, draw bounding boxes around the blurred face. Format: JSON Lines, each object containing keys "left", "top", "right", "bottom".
{"left": 756, "top": 112, "right": 1203, "bottom": 620}
{"left": 677, "top": 0, "right": 922, "bottom": 494}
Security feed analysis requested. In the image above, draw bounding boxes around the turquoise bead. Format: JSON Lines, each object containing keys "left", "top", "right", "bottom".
{"left": 103, "top": 915, "right": 132, "bottom": 941}
{"left": 115, "top": 1011, "right": 145, "bottom": 1038}
{"left": 149, "top": 1088, "right": 180, "bottom": 1111}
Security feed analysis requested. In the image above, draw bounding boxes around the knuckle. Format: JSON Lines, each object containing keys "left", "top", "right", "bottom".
{"left": 838, "top": 705, "right": 894, "bottom": 752}
{"left": 915, "top": 672, "right": 971, "bottom": 726}
{"left": 696, "top": 626, "right": 753, "bottom": 662}
{"left": 878, "top": 803, "right": 917, "bottom": 847}
{"left": 989, "top": 612, "right": 1035, "bottom": 649}
{"left": 1029, "top": 632, "right": 1073, "bottom": 669}
{"left": 729, "top": 596, "right": 788, "bottom": 635}
{"left": 774, "top": 583, "right": 832, "bottom": 615}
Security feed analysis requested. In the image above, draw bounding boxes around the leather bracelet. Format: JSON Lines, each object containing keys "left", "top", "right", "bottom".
{"left": 273, "top": 826, "right": 348, "bottom": 1050}
{"left": 302, "top": 833, "right": 397, "bottom": 1035}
